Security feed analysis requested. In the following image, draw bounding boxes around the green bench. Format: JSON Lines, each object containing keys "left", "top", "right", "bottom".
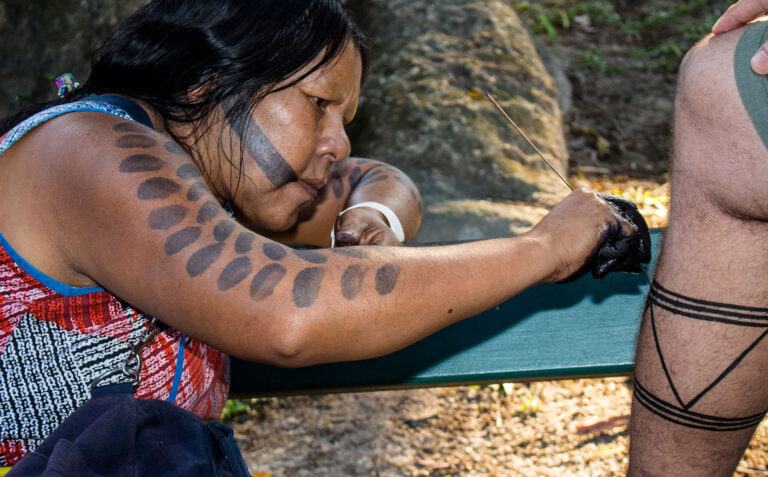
{"left": 228, "top": 229, "right": 662, "bottom": 397}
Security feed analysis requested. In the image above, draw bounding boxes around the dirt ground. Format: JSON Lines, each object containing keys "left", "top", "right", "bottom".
{"left": 229, "top": 2, "right": 768, "bottom": 475}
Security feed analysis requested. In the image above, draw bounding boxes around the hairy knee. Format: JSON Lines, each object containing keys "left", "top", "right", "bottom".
{"left": 672, "top": 25, "right": 768, "bottom": 221}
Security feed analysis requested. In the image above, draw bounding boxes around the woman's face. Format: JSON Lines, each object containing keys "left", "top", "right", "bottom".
{"left": 215, "top": 41, "right": 362, "bottom": 233}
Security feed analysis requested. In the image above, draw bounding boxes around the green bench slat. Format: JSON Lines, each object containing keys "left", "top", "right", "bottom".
{"left": 228, "top": 229, "right": 661, "bottom": 397}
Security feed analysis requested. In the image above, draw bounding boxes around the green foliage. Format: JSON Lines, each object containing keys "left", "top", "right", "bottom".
{"left": 516, "top": 0, "right": 732, "bottom": 74}
{"left": 220, "top": 398, "right": 275, "bottom": 422}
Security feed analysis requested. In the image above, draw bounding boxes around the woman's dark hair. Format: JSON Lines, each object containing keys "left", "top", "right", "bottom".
{"left": 1, "top": 0, "right": 369, "bottom": 195}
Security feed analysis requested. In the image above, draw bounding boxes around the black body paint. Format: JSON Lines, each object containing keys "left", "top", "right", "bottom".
{"left": 263, "top": 243, "right": 287, "bottom": 261}
{"left": 137, "top": 178, "right": 182, "bottom": 200}
{"left": 341, "top": 265, "right": 367, "bottom": 300}
{"left": 213, "top": 220, "right": 235, "bottom": 242}
{"left": 176, "top": 163, "right": 202, "bottom": 179}
{"left": 148, "top": 205, "right": 187, "bottom": 230}
{"left": 235, "top": 232, "right": 256, "bottom": 254}
{"left": 186, "top": 243, "right": 226, "bottom": 277}
{"left": 165, "top": 141, "right": 187, "bottom": 156}
{"left": 228, "top": 114, "right": 297, "bottom": 187}
{"left": 187, "top": 182, "right": 208, "bottom": 201}
{"left": 116, "top": 135, "right": 157, "bottom": 149}
{"left": 330, "top": 170, "right": 344, "bottom": 199}
{"left": 348, "top": 167, "right": 363, "bottom": 189}
{"left": 250, "top": 263, "right": 287, "bottom": 301}
{"left": 165, "top": 227, "right": 202, "bottom": 255}
{"left": 113, "top": 122, "right": 145, "bottom": 134}
{"left": 359, "top": 174, "right": 389, "bottom": 187}
{"left": 329, "top": 247, "right": 368, "bottom": 259}
{"left": 120, "top": 154, "right": 164, "bottom": 173}
{"left": 196, "top": 201, "right": 220, "bottom": 223}
{"left": 218, "top": 256, "right": 253, "bottom": 291}
{"left": 293, "top": 267, "right": 326, "bottom": 308}
{"left": 636, "top": 280, "right": 768, "bottom": 431}
{"left": 375, "top": 264, "right": 400, "bottom": 295}
{"left": 293, "top": 249, "right": 328, "bottom": 264}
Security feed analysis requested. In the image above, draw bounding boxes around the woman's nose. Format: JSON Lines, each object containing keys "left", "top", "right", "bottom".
{"left": 317, "top": 119, "right": 351, "bottom": 163}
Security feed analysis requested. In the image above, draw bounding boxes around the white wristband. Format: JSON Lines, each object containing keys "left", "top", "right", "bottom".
{"left": 330, "top": 201, "right": 405, "bottom": 247}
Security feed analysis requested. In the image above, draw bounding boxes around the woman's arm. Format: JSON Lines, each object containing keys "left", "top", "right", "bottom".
{"left": 10, "top": 113, "right": 628, "bottom": 368}
{"left": 267, "top": 157, "right": 423, "bottom": 246}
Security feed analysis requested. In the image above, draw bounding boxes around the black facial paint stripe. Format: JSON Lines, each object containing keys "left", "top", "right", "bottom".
{"left": 293, "top": 249, "right": 328, "bottom": 264}
{"left": 187, "top": 182, "right": 208, "bottom": 201}
{"left": 113, "top": 122, "right": 146, "bottom": 134}
{"left": 329, "top": 247, "right": 368, "bottom": 259}
{"left": 148, "top": 205, "right": 187, "bottom": 230}
{"left": 375, "top": 263, "right": 400, "bottom": 295}
{"left": 228, "top": 114, "right": 297, "bottom": 187}
{"left": 263, "top": 243, "right": 287, "bottom": 261}
{"left": 251, "top": 263, "right": 287, "bottom": 302}
{"left": 165, "top": 227, "right": 202, "bottom": 255}
{"left": 293, "top": 267, "right": 326, "bottom": 308}
{"left": 116, "top": 134, "right": 157, "bottom": 149}
{"left": 186, "top": 243, "right": 226, "bottom": 278}
{"left": 235, "top": 232, "right": 256, "bottom": 254}
{"left": 341, "top": 265, "right": 367, "bottom": 300}
{"left": 165, "top": 141, "right": 187, "bottom": 156}
{"left": 213, "top": 220, "right": 235, "bottom": 242}
{"left": 218, "top": 256, "right": 253, "bottom": 291}
{"left": 120, "top": 154, "right": 164, "bottom": 173}
{"left": 196, "top": 201, "right": 220, "bottom": 223}
{"left": 137, "top": 178, "right": 182, "bottom": 200}
{"left": 176, "top": 163, "right": 202, "bottom": 179}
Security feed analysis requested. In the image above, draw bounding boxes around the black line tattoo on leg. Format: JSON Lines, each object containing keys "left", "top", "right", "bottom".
{"left": 635, "top": 280, "right": 768, "bottom": 431}
{"left": 293, "top": 267, "right": 326, "bottom": 307}
{"left": 250, "top": 263, "right": 286, "bottom": 301}
{"left": 375, "top": 264, "right": 400, "bottom": 295}
{"left": 228, "top": 114, "right": 297, "bottom": 187}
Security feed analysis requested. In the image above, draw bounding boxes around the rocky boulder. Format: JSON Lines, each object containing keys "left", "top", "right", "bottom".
{"left": 345, "top": 0, "right": 570, "bottom": 243}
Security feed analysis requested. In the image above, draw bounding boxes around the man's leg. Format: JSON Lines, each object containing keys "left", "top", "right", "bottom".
{"left": 629, "top": 21, "right": 768, "bottom": 477}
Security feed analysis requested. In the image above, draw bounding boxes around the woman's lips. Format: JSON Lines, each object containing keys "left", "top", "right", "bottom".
{"left": 298, "top": 180, "right": 321, "bottom": 201}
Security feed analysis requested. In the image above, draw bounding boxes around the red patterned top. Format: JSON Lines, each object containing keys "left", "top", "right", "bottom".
{"left": 0, "top": 102, "right": 229, "bottom": 466}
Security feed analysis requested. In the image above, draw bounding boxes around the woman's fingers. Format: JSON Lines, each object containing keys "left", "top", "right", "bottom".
{"left": 333, "top": 207, "right": 401, "bottom": 246}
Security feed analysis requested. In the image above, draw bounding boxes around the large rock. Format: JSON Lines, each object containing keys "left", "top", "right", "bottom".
{"left": 345, "top": 0, "right": 570, "bottom": 242}
{"left": 0, "top": 0, "right": 147, "bottom": 116}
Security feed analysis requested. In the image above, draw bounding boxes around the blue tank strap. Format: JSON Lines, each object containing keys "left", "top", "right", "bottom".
{"left": 84, "top": 95, "right": 155, "bottom": 130}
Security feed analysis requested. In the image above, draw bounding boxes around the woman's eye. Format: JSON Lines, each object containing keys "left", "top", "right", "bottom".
{"left": 310, "top": 96, "right": 328, "bottom": 108}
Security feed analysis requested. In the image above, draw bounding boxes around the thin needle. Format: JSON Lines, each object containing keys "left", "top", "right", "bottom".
{"left": 486, "top": 92, "right": 574, "bottom": 191}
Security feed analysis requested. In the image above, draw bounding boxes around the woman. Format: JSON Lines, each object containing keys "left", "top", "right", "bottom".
{"left": 0, "top": 0, "right": 638, "bottom": 466}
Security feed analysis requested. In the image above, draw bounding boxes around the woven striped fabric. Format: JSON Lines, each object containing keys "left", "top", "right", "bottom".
{"left": 0, "top": 102, "right": 229, "bottom": 466}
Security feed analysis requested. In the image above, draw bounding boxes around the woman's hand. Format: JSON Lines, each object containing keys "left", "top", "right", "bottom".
{"left": 333, "top": 206, "right": 402, "bottom": 246}
{"left": 712, "top": 0, "right": 768, "bottom": 74}
{"left": 526, "top": 189, "right": 637, "bottom": 283}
